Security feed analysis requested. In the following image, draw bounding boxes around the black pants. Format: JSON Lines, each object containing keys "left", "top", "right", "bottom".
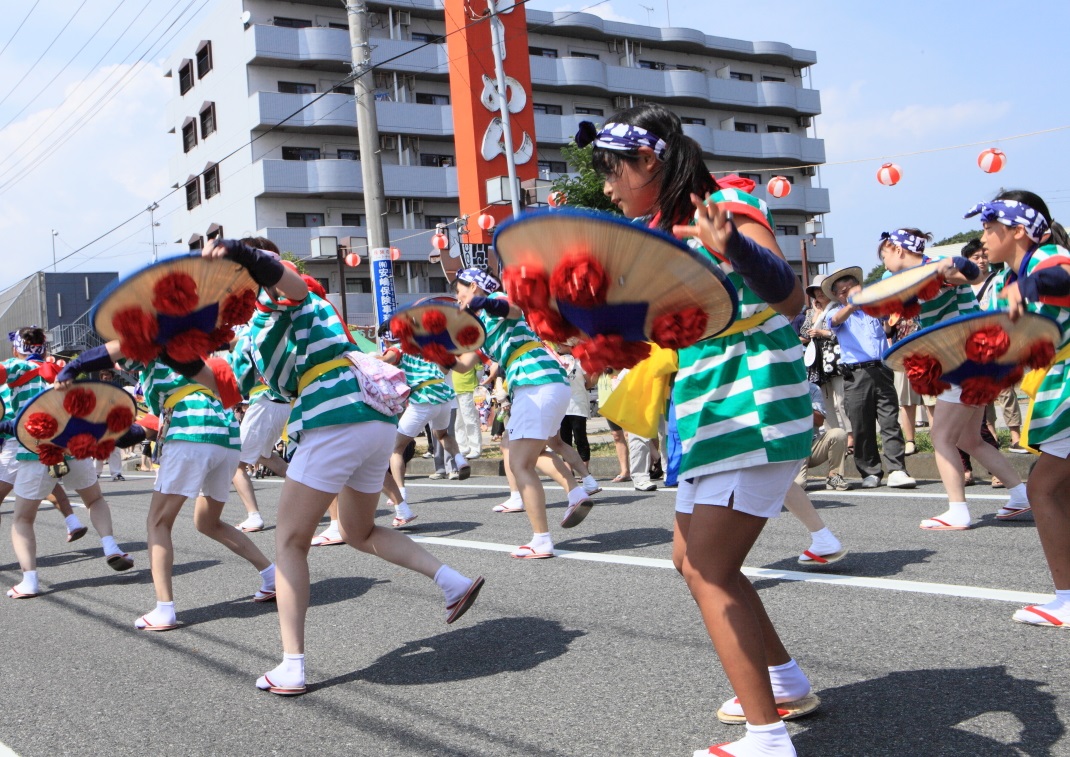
{"left": 559, "top": 415, "right": 590, "bottom": 462}
{"left": 843, "top": 363, "right": 906, "bottom": 479}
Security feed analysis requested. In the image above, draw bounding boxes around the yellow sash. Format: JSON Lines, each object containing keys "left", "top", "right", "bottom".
{"left": 297, "top": 358, "right": 351, "bottom": 396}
{"left": 715, "top": 307, "right": 775, "bottom": 338}
{"left": 505, "top": 341, "right": 541, "bottom": 369}
{"left": 163, "top": 385, "right": 216, "bottom": 410}
{"left": 413, "top": 378, "right": 444, "bottom": 392}
{"left": 599, "top": 345, "right": 679, "bottom": 438}
{"left": 249, "top": 383, "right": 269, "bottom": 397}
{"left": 1020, "top": 343, "right": 1070, "bottom": 455}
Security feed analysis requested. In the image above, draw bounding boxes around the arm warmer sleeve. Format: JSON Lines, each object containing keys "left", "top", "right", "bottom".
{"left": 115, "top": 424, "right": 147, "bottom": 449}
{"left": 158, "top": 351, "right": 206, "bottom": 379}
{"left": 0, "top": 420, "right": 13, "bottom": 438}
{"left": 467, "top": 296, "right": 511, "bottom": 318}
{"left": 219, "top": 240, "right": 285, "bottom": 288}
{"left": 949, "top": 256, "right": 981, "bottom": 280}
{"left": 721, "top": 226, "right": 797, "bottom": 304}
{"left": 1017, "top": 267, "right": 1070, "bottom": 303}
{"left": 56, "top": 344, "right": 114, "bottom": 384}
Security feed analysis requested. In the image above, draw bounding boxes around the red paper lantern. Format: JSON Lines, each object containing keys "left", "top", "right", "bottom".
{"left": 390, "top": 246, "right": 402, "bottom": 261}
{"left": 476, "top": 213, "right": 496, "bottom": 231}
{"left": 877, "top": 162, "right": 902, "bottom": 187}
{"left": 766, "top": 176, "right": 792, "bottom": 199}
{"left": 547, "top": 191, "right": 565, "bottom": 208}
{"left": 978, "top": 148, "right": 1006, "bottom": 174}
{"left": 431, "top": 233, "right": 449, "bottom": 251}
{"left": 344, "top": 252, "right": 361, "bottom": 267}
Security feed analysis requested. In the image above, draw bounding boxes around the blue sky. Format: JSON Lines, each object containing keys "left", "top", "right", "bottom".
{"left": 1, "top": 0, "right": 1068, "bottom": 290}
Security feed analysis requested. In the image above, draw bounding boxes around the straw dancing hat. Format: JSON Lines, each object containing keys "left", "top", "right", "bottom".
{"left": 883, "top": 312, "right": 1060, "bottom": 405}
{"left": 849, "top": 261, "right": 946, "bottom": 317}
{"left": 819, "top": 266, "right": 864, "bottom": 301}
{"left": 92, "top": 253, "right": 258, "bottom": 365}
{"left": 491, "top": 208, "right": 738, "bottom": 371}
{"left": 387, "top": 296, "right": 486, "bottom": 365}
{"left": 15, "top": 381, "right": 137, "bottom": 465}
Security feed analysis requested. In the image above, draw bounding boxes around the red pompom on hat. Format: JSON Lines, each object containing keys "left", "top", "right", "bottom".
{"left": 37, "top": 443, "right": 65, "bottom": 466}
{"left": 964, "top": 325, "right": 1011, "bottom": 364}
{"left": 456, "top": 325, "right": 481, "bottom": 348}
{"left": 25, "top": 412, "right": 59, "bottom": 439}
{"left": 652, "top": 307, "right": 709, "bottom": 350}
{"left": 106, "top": 406, "right": 134, "bottom": 434}
{"left": 167, "top": 329, "right": 215, "bottom": 363}
{"left": 152, "top": 272, "right": 200, "bottom": 317}
{"left": 959, "top": 376, "right": 1004, "bottom": 406}
{"left": 903, "top": 353, "right": 949, "bottom": 396}
{"left": 1023, "top": 340, "right": 1056, "bottom": 370}
{"left": 93, "top": 439, "right": 116, "bottom": 461}
{"left": 549, "top": 254, "right": 609, "bottom": 308}
{"left": 63, "top": 387, "right": 97, "bottom": 418}
{"left": 67, "top": 433, "right": 98, "bottom": 460}
{"left": 421, "top": 310, "right": 448, "bottom": 334}
{"left": 219, "top": 289, "right": 257, "bottom": 326}
{"left": 501, "top": 265, "right": 551, "bottom": 311}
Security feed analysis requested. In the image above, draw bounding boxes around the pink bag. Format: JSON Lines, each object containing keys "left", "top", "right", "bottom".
{"left": 344, "top": 351, "right": 410, "bottom": 416}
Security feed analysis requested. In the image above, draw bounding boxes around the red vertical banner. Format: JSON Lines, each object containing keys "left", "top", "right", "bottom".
{"left": 444, "top": 0, "right": 538, "bottom": 268}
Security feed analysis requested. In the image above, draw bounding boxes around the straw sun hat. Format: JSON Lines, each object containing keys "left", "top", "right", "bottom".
{"left": 15, "top": 381, "right": 137, "bottom": 465}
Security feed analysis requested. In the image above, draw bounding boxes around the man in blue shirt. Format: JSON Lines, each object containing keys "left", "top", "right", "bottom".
{"left": 825, "top": 267, "right": 915, "bottom": 489}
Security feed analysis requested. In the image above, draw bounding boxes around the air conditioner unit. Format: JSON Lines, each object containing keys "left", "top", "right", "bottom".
{"left": 410, "top": 199, "right": 424, "bottom": 214}
{"left": 797, "top": 116, "right": 812, "bottom": 128}
{"left": 801, "top": 165, "right": 817, "bottom": 177}
{"left": 404, "top": 74, "right": 416, "bottom": 91}
{"left": 608, "top": 40, "right": 620, "bottom": 53}
{"left": 403, "top": 136, "right": 420, "bottom": 151}
{"left": 396, "top": 10, "right": 411, "bottom": 25}
{"left": 374, "top": 73, "right": 390, "bottom": 89}
{"left": 380, "top": 135, "right": 397, "bottom": 150}
{"left": 387, "top": 199, "right": 403, "bottom": 213}
{"left": 719, "top": 117, "right": 735, "bottom": 131}
{"left": 613, "top": 96, "right": 631, "bottom": 109}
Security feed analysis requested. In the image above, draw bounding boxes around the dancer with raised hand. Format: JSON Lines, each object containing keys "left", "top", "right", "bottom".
{"left": 204, "top": 237, "right": 483, "bottom": 696}
{"left": 56, "top": 337, "right": 276, "bottom": 629}
{"left": 451, "top": 268, "right": 590, "bottom": 558}
{"left": 878, "top": 227, "right": 1029, "bottom": 530}
{"left": 965, "top": 190, "right": 1070, "bottom": 627}
{"left": 2, "top": 328, "right": 134, "bottom": 599}
{"left": 584, "top": 104, "right": 813, "bottom": 756}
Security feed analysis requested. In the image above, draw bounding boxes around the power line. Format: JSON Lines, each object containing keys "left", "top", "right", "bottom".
{"left": 0, "top": 0, "right": 89, "bottom": 112}
{"left": 0, "top": 0, "right": 41, "bottom": 60}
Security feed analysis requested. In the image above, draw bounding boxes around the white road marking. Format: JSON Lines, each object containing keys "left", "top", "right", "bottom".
{"left": 409, "top": 535, "right": 1053, "bottom": 606}
{"left": 0, "top": 741, "right": 19, "bottom": 756}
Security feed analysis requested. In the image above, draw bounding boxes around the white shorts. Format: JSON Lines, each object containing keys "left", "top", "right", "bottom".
{"left": 15, "top": 457, "right": 97, "bottom": 501}
{"left": 287, "top": 422, "right": 394, "bottom": 494}
{"left": 506, "top": 382, "right": 570, "bottom": 441}
{"left": 0, "top": 438, "right": 19, "bottom": 485}
{"left": 936, "top": 384, "right": 964, "bottom": 405}
{"left": 397, "top": 400, "right": 453, "bottom": 438}
{"left": 1038, "top": 436, "right": 1070, "bottom": 459}
{"left": 674, "top": 459, "right": 801, "bottom": 520}
{"left": 239, "top": 397, "right": 290, "bottom": 465}
{"left": 155, "top": 440, "right": 240, "bottom": 502}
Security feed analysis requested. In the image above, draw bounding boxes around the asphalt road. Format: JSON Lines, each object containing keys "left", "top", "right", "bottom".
{"left": 1, "top": 473, "right": 1067, "bottom": 757}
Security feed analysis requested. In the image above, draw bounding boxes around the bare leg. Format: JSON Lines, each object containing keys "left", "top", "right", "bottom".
{"left": 259, "top": 453, "right": 288, "bottom": 477}
{"left": 509, "top": 435, "right": 551, "bottom": 533}
{"left": 11, "top": 497, "right": 41, "bottom": 571}
{"left": 610, "top": 428, "right": 629, "bottom": 479}
{"left": 75, "top": 483, "right": 115, "bottom": 538}
{"left": 389, "top": 434, "right": 415, "bottom": 495}
{"left": 1029, "top": 454, "right": 1070, "bottom": 590}
{"left": 536, "top": 449, "right": 576, "bottom": 492}
{"left": 193, "top": 496, "right": 272, "bottom": 571}
{"left": 48, "top": 484, "right": 74, "bottom": 518}
{"left": 145, "top": 492, "right": 188, "bottom": 602}
{"left": 546, "top": 433, "right": 590, "bottom": 481}
{"left": 782, "top": 483, "right": 826, "bottom": 533}
{"left": 232, "top": 464, "right": 260, "bottom": 516}
{"left": 954, "top": 407, "right": 1022, "bottom": 489}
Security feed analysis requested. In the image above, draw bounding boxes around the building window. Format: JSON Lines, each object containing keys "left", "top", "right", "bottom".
{"left": 196, "top": 41, "right": 213, "bottom": 79}
{"left": 286, "top": 213, "right": 324, "bottom": 228}
{"left": 532, "top": 102, "right": 562, "bottom": 115}
{"left": 569, "top": 51, "right": 599, "bottom": 60}
{"left": 314, "top": 277, "right": 330, "bottom": 293}
{"left": 206, "top": 224, "right": 223, "bottom": 240}
{"left": 538, "top": 160, "right": 568, "bottom": 176}
{"left": 637, "top": 60, "right": 666, "bottom": 70}
{"left": 340, "top": 213, "right": 364, "bottom": 226}
{"left": 331, "top": 84, "right": 355, "bottom": 95}
{"left": 575, "top": 106, "right": 603, "bottom": 116}
{"left": 182, "top": 120, "right": 197, "bottom": 152}
{"left": 178, "top": 61, "right": 194, "bottom": 95}
{"left": 282, "top": 146, "right": 322, "bottom": 161}
{"left": 411, "top": 32, "right": 444, "bottom": 44}
{"left": 674, "top": 64, "right": 705, "bottom": 72}
{"left": 680, "top": 116, "right": 706, "bottom": 126}
{"left": 739, "top": 172, "right": 762, "bottom": 184}
{"left": 729, "top": 71, "right": 754, "bottom": 82}
{"left": 273, "top": 17, "right": 312, "bottom": 28}
{"left": 337, "top": 149, "right": 359, "bottom": 160}
{"left": 199, "top": 103, "right": 216, "bottom": 138}
{"left": 767, "top": 125, "right": 791, "bottom": 133}
{"left": 762, "top": 75, "right": 786, "bottom": 82}
{"left": 776, "top": 225, "right": 800, "bottom": 236}
{"left": 429, "top": 277, "right": 449, "bottom": 293}
{"left": 415, "top": 92, "right": 450, "bottom": 105}
{"left": 420, "top": 153, "right": 454, "bottom": 167}
{"left": 279, "top": 81, "right": 315, "bottom": 95}
{"left": 185, "top": 180, "right": 201, "bottom": 210}
{"left": 203, "top": 165, "right": 220, "bottom": 199}
{"left": 345, "top": 277, "right": 371, "bottom": 293}
{"left": 425, "top": 215, "right": 452, "bottom": 230}
{"left": 529, "top": 46, "right": 558, "bottom": 58}
{"left": 735, "top": 122, "right": 758, "bottom": 133}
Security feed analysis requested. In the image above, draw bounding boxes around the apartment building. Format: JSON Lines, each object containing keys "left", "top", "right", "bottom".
{"left": 166, "top": 0, "right": 833, "bottom": 322}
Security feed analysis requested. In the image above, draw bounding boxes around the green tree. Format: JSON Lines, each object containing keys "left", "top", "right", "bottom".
{"left": 934, "top": 230, "right": 980, "bottom": 247}
{"left": 864, "top": 263, "right": 886, "bottom": 284}
{"left": 550, "top": 141, "right": 618, "bottom": 213}
{"left": 281, "top": 251, "right": 307, "bottom": 274}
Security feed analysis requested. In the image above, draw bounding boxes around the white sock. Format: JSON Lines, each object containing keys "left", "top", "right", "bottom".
{"left": 259, "top": 563, "right": 276, "bottom": 592}
{"left": 321, "top": 519, "right": 340, "bottom": 535}
{"left": 927, "top": 502, "right": 971, "bottom": 527}
{"left": 64, "top": 514, "right": 83, "bottom": 532}
{"left": 140, "top": 600, "right": 176, "bottom": 626}
{"left": 434, "top": 565, "right": 472, "bottom": 606}
{"left": 395, "top": 501, "right": 414, "bottom": 520}
{"left": 14, "top": 570, "right": 39, "bottom": 594}
{"left": 258, "top": 652, "right": 306, "bottom": 690}
{"left": 499, "top": 491, "right": 523, "bottom": 508}
{"left": 807, "top": 528, "right": 840, "bottom": 556}
{"left": 100, "top": 535, "right": 120, "bottom": 556}
{"left": 241, "top": 512, "right": 264, "bottom": 526}
{"left": 702, "top": 721, "right": 795, "bottom": 757}
{"left": 528, "top": 532, "right": 553, "bottom": 552}
{"left": 568, "top": 486, "right": 588, "bottom": 505}
{"left": 1007, "top": 483, "right": 1029, "bottom": 508}
{"left": 454, "top": 453, "right": 468, "bottom": 469}
{"left": 582, "top": 474, "right": 599, "bottom": 490}
{"left": 768, "top": 659, "right": 811, "bottom": 701}
{"left": 400, "top": 486, "right": 407, "bottom": 501}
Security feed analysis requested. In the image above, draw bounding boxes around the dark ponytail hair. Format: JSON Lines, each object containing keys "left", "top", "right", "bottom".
{"left": 18, "top": 326, "right": 46, "bottom": 347}
{"left": 591, "top": 103, "right": 717, "bottom": 234}
{"left": 240, "top": 236, "right": 281, "bottom": 254}
{"left": 995, "top": 189, "right": 1070, "bottom": 249}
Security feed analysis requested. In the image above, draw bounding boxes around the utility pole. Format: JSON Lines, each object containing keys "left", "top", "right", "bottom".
{"left": 149, "top": 203, "right": 160, "bottom": 262}
{"left": 51, "top": 229, "right": 58, "bottom": 272}
{"left": 486, "top": 0, "right": 522, "bottom": 218}
{"left": 347, "top": 0, "right": 395, "bottom": 335}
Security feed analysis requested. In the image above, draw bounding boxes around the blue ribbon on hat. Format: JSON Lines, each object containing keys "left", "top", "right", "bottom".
{"left": 575, "top": 121, "right": 667, "bottom": 162}
{"left": 880, "top": 230, "right": 926, "bottom": 254}
{"left": 964, "top": 200, "right": 1050, "bottom": 244}
{"left": 456, "top": 268, "right": 500, "bottom": 293}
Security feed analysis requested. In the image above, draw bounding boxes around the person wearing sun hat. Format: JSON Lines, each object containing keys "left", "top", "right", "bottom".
{"left": 826, "top": 266, "right": 916, "bottom": 489}
{"left": 801, "top": 273, "right": 852, "bottom": 450}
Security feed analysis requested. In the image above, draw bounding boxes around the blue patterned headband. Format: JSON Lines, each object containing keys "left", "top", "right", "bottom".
{"left": 575, "top": 121, "right": 667, "bottom": 161}
{"left": 880, "top": 229, "right": 926, "bottom": 254}
{"left": 8, "top": 330, "right": 45, "bottom": 357}
{"left": 965, "top": 200, "right": 1050, "bottom": 244}
{"left": 456, "top": 268, "right": 500, "bottom": 293}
